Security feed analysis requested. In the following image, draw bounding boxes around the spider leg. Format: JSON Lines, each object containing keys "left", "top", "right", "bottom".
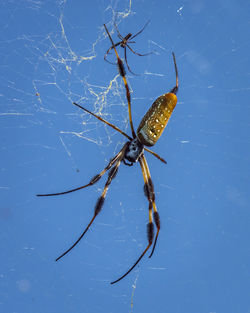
{"left": 110, "top": 153, "right": 155, "bottom": 284}
{"left": 127, "top": 44, "right": 153, "bottom": 57}
{"left": 73, "top": 102, "right": 132, "bottom": 141}
{"left": 144, "top": 148, "right": 167, "bottom": 164}
{"left": 114, "top": 19, "right": 123, "bottom": 40}
{"left": 56, "top": 143, "right": 129, "bottom": 262}
{"left": 104, "top": 46, "right": 113, "bottom": 59}
{"left": 124, "top": 47, "right": 138, "bottom": 76}
{"left": 111, "top": 209, "right": 153, "bottom": 284}
{"left": 104, "top": 24, "right": 136, "bottom": 139}
{"left": 36, "top": 148, "right": 122, "bottom": 197}
{"left": 140, "top": 154, "right": 160, "bottom": 258}
{"left": 104, "top": 42, "right": 122, "bottom": 65}
{"left": 110, "top": 239, "right": 152, "bottom": 284}
{"left": 130, "top": 20, "right": 150, "bottom": 40}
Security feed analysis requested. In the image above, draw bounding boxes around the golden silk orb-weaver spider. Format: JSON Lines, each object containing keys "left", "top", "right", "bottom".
{"left": 37, "top": 23, "right": 179, "bottom": 284}
{"left": 104, "top": 20, "right": 153, "bottom": 75}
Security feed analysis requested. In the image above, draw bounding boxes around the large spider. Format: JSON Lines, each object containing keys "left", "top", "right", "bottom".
{"left": 104, "top": 20, "right": 153, "bottom": 75}
{"left": 37, "top": 24, "right": 179, "bottom": 284}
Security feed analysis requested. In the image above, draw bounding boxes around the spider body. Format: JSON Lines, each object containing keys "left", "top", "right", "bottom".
{"left": 124, "top": 138, "right": 144, "bottom": 164}
{"left": 120, "top": 33, "right": 132, "bottom": 47}
{"left": 37, "top": 24, "right": 179, "bottom": 285}
{"left": 137, "top": 92, "right": 178, "bottom": 146}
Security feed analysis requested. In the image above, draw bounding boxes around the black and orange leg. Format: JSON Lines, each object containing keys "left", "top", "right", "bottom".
{"left": 36, "top": 148, "right": 123, "bottom": 197}
{"left": 110, "top": 154, "right": 155, "bottom": 284}
{"left": 104, "top": 24, "right": 136, "bottom": 139}
{"left": 55, "top": 142, "right": 129, "bottom": 262}
{"left": 140, "top": 154, "right": 160, "bottom": 258}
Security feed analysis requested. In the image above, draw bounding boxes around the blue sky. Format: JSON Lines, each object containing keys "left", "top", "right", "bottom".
{"left": 1, "top": 0, "right": 250, "bottom": 312}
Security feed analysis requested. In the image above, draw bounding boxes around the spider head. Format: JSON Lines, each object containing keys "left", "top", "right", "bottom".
{"left": 124, "top": 138, "right": 144, "bottom": 164}
{"left": 120, "top": 33, "right": 132, "bottom": 48}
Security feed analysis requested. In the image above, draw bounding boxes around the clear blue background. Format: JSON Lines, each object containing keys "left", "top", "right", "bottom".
{"left": 1, "top": 0, "right": 250, "bottom": 312}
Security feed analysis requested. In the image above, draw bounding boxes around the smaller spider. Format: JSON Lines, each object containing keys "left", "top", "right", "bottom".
{"left": 104, "top": 20, "right": 153, "bottom": 75}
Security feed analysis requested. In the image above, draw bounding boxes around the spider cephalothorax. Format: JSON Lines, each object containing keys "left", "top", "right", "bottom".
{"left": 37, "top": 23, "right": 179, "bottom": 284}
{"left": 123, "top": 138, "right": 144, "bottom": 165}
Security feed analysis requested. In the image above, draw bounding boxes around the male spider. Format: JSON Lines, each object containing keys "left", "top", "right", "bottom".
{"left": 104, "top": 20, "right": 153, "bottom": 75}
{"left": 37, "top": 24, "right": 179, "bottom": 284}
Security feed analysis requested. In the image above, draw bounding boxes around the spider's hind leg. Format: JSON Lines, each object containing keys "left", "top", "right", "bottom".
{"left": 140, "top": 154, "right": 160, "bottom": 258}
{"left": 110, "top": 153, "right": 156, "bottom": 284}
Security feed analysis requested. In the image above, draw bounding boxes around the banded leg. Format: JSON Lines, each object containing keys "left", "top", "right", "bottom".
{"left": 110, "top": 154, "right": 155, "bottom": 284}
{"left": 141, "top": 154, "right": 160, "bottom": 258}
{"left": 56, "top": 142, "right": 129, "bottom": 262}
{"left": 104, "top": 24, "right": 136, "bottom": 139}
{"left": 36, "top": 151, "right": 121, "bottom": 197}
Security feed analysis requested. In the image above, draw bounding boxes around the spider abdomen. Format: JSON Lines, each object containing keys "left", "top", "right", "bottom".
{"left": 137, "top": 93, "right": 177, "bottom": 147}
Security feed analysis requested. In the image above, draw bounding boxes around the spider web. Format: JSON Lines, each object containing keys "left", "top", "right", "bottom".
{"left": 1, "top": 0, "right": 250, "bottom": 313}
{"left": 3, "top": 1, "right": 131, "bottom": 146}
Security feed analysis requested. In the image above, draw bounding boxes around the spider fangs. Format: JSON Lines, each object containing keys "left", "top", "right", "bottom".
{"left": 37, "top": 23, "right": 179, "bottom": 285}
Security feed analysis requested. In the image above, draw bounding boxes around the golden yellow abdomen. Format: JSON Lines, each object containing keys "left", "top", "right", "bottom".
{"left": 137, "top": 93, "right": 177, "bottom": 146}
